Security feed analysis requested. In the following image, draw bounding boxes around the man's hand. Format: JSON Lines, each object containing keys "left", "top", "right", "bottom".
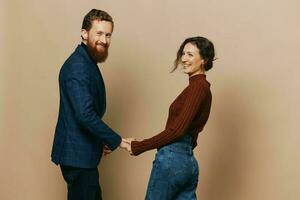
{"left": 103, "top": 145, "right": 112, "bottom": 156}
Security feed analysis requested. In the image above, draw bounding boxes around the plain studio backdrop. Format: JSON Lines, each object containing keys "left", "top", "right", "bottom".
{"left": 1, "top": 0, "right": 300, "bottom": 199}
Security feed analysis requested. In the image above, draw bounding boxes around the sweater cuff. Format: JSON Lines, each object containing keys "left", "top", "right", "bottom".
{"left": 131, "top": 141, "right": 143, "bottom": 156}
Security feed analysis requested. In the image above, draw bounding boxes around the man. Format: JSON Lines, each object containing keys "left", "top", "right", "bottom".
{"left": 51, "top": 9, "right": 130, "bottom": 200}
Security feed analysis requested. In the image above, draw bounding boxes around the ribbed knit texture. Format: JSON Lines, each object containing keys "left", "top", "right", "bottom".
{"left": 131, "top": 74, "right": 212, "bottom": 156}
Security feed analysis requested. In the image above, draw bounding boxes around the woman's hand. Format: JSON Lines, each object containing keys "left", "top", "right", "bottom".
{"left": 121, "top": 138, "right": 137, "bottom": 155}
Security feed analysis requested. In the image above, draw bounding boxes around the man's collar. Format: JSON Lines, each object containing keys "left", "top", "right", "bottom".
{"left": 80, "top": 42, "right": 97, "bottom": 65}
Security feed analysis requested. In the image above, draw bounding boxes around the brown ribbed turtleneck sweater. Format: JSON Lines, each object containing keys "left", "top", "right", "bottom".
{"left": 131, "top": 74, "right": 212, "bottom": 156}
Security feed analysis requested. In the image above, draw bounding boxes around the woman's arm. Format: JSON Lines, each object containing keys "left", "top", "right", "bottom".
{"left": 131, "top": 82, "right": 208, "bottom": 155}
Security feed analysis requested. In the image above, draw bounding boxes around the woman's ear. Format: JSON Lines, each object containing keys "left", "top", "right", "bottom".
{"left": 201, "top": 58, "right": 206, "bottom": 66}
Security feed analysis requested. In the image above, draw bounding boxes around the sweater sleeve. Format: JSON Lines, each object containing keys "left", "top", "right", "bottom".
{"left": 131, "top": 82, "right": 206, "bottom": 155}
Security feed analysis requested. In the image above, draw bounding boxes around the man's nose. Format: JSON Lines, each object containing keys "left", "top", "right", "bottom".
{"left": 100, "top": 35, "right": 107, "bottom": 44}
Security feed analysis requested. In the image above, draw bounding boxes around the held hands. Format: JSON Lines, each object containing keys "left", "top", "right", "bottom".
{"left": 120, "top": 138, "right": 136, "bottom": 155}
{"left": 103, "top": 138, "right": 136, "bottom": 156}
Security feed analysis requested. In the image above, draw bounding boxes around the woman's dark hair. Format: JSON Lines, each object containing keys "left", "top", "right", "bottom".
{"left": 172, "top": 36, "right": 215, "bottom": 72}
{"left": 82, "top": 9, "right": 114, "bottom": 31}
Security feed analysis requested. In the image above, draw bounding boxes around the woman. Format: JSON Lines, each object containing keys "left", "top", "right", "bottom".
{"left": 131, "top": 36, "right": 215, "bottom": 200}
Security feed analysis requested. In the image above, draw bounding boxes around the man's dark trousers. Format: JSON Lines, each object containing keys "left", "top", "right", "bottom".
{"left": 60, "top": 165, "right": 102, "bottom": 200}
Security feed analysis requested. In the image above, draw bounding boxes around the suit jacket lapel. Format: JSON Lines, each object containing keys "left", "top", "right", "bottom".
{"left": 76, "top": 45, "right": 107, "bottom": 118}
{"left": 96, "top": 67, "right": 106, "bottom": 118}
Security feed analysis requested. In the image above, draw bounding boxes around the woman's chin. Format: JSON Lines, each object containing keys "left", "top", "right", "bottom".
{"left": 183, "top": 70, "right": 190, "bottom": 75}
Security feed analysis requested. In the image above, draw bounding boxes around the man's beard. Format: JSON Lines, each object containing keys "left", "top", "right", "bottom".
{"left": 86, "top": 41, "right": 109, "bottom": 63}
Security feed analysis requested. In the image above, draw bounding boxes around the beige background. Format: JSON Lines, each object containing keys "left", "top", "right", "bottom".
{"left": 1, "top": 0, "right": 300, "bottom": 199}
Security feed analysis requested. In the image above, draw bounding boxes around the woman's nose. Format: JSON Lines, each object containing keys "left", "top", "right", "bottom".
{"left": 181, "top": 55, "right": 188, "bottom": 62}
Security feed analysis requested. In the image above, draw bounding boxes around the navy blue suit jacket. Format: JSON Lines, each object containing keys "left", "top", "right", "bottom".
{"left": 51, "top": 43, "right": 121, "bottom": 168}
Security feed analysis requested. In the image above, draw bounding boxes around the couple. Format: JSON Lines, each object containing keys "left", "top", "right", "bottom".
{"left": 51, "top": 9, "right": 215, "bottom": 200}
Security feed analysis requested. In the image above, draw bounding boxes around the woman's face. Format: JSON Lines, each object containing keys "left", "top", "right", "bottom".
{"left": 181, "top": 42, "right": 205, "bottom": 76}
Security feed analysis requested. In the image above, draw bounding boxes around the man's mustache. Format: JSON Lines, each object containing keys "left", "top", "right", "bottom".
{"left": 96, "top": 42, "right": 108, "bottom": 49}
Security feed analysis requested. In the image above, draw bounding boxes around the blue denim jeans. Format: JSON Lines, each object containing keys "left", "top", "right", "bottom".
{"left": 145, "top": 135, "right": 199, "bottom": 200}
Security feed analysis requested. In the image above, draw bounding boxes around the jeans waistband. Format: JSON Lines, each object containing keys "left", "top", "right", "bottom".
{"left": 158, "top": 135, "right": 193, "bottom": 155}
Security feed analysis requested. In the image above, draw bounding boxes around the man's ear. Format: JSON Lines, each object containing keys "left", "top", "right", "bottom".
{"left": 81, "top": 29, "right": 88, "bottom": 41}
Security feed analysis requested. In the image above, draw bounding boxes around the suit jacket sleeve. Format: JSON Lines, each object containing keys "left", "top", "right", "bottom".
{"left": 65, "top": 63, "right": 121, "bottom": 150}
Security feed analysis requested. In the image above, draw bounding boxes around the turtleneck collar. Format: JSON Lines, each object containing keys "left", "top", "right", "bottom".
{"left": 188, "top": 74, "right": 211, "bottom": 86}
{"left": 189, "top": 74, "right": 206, "bottom": 81}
